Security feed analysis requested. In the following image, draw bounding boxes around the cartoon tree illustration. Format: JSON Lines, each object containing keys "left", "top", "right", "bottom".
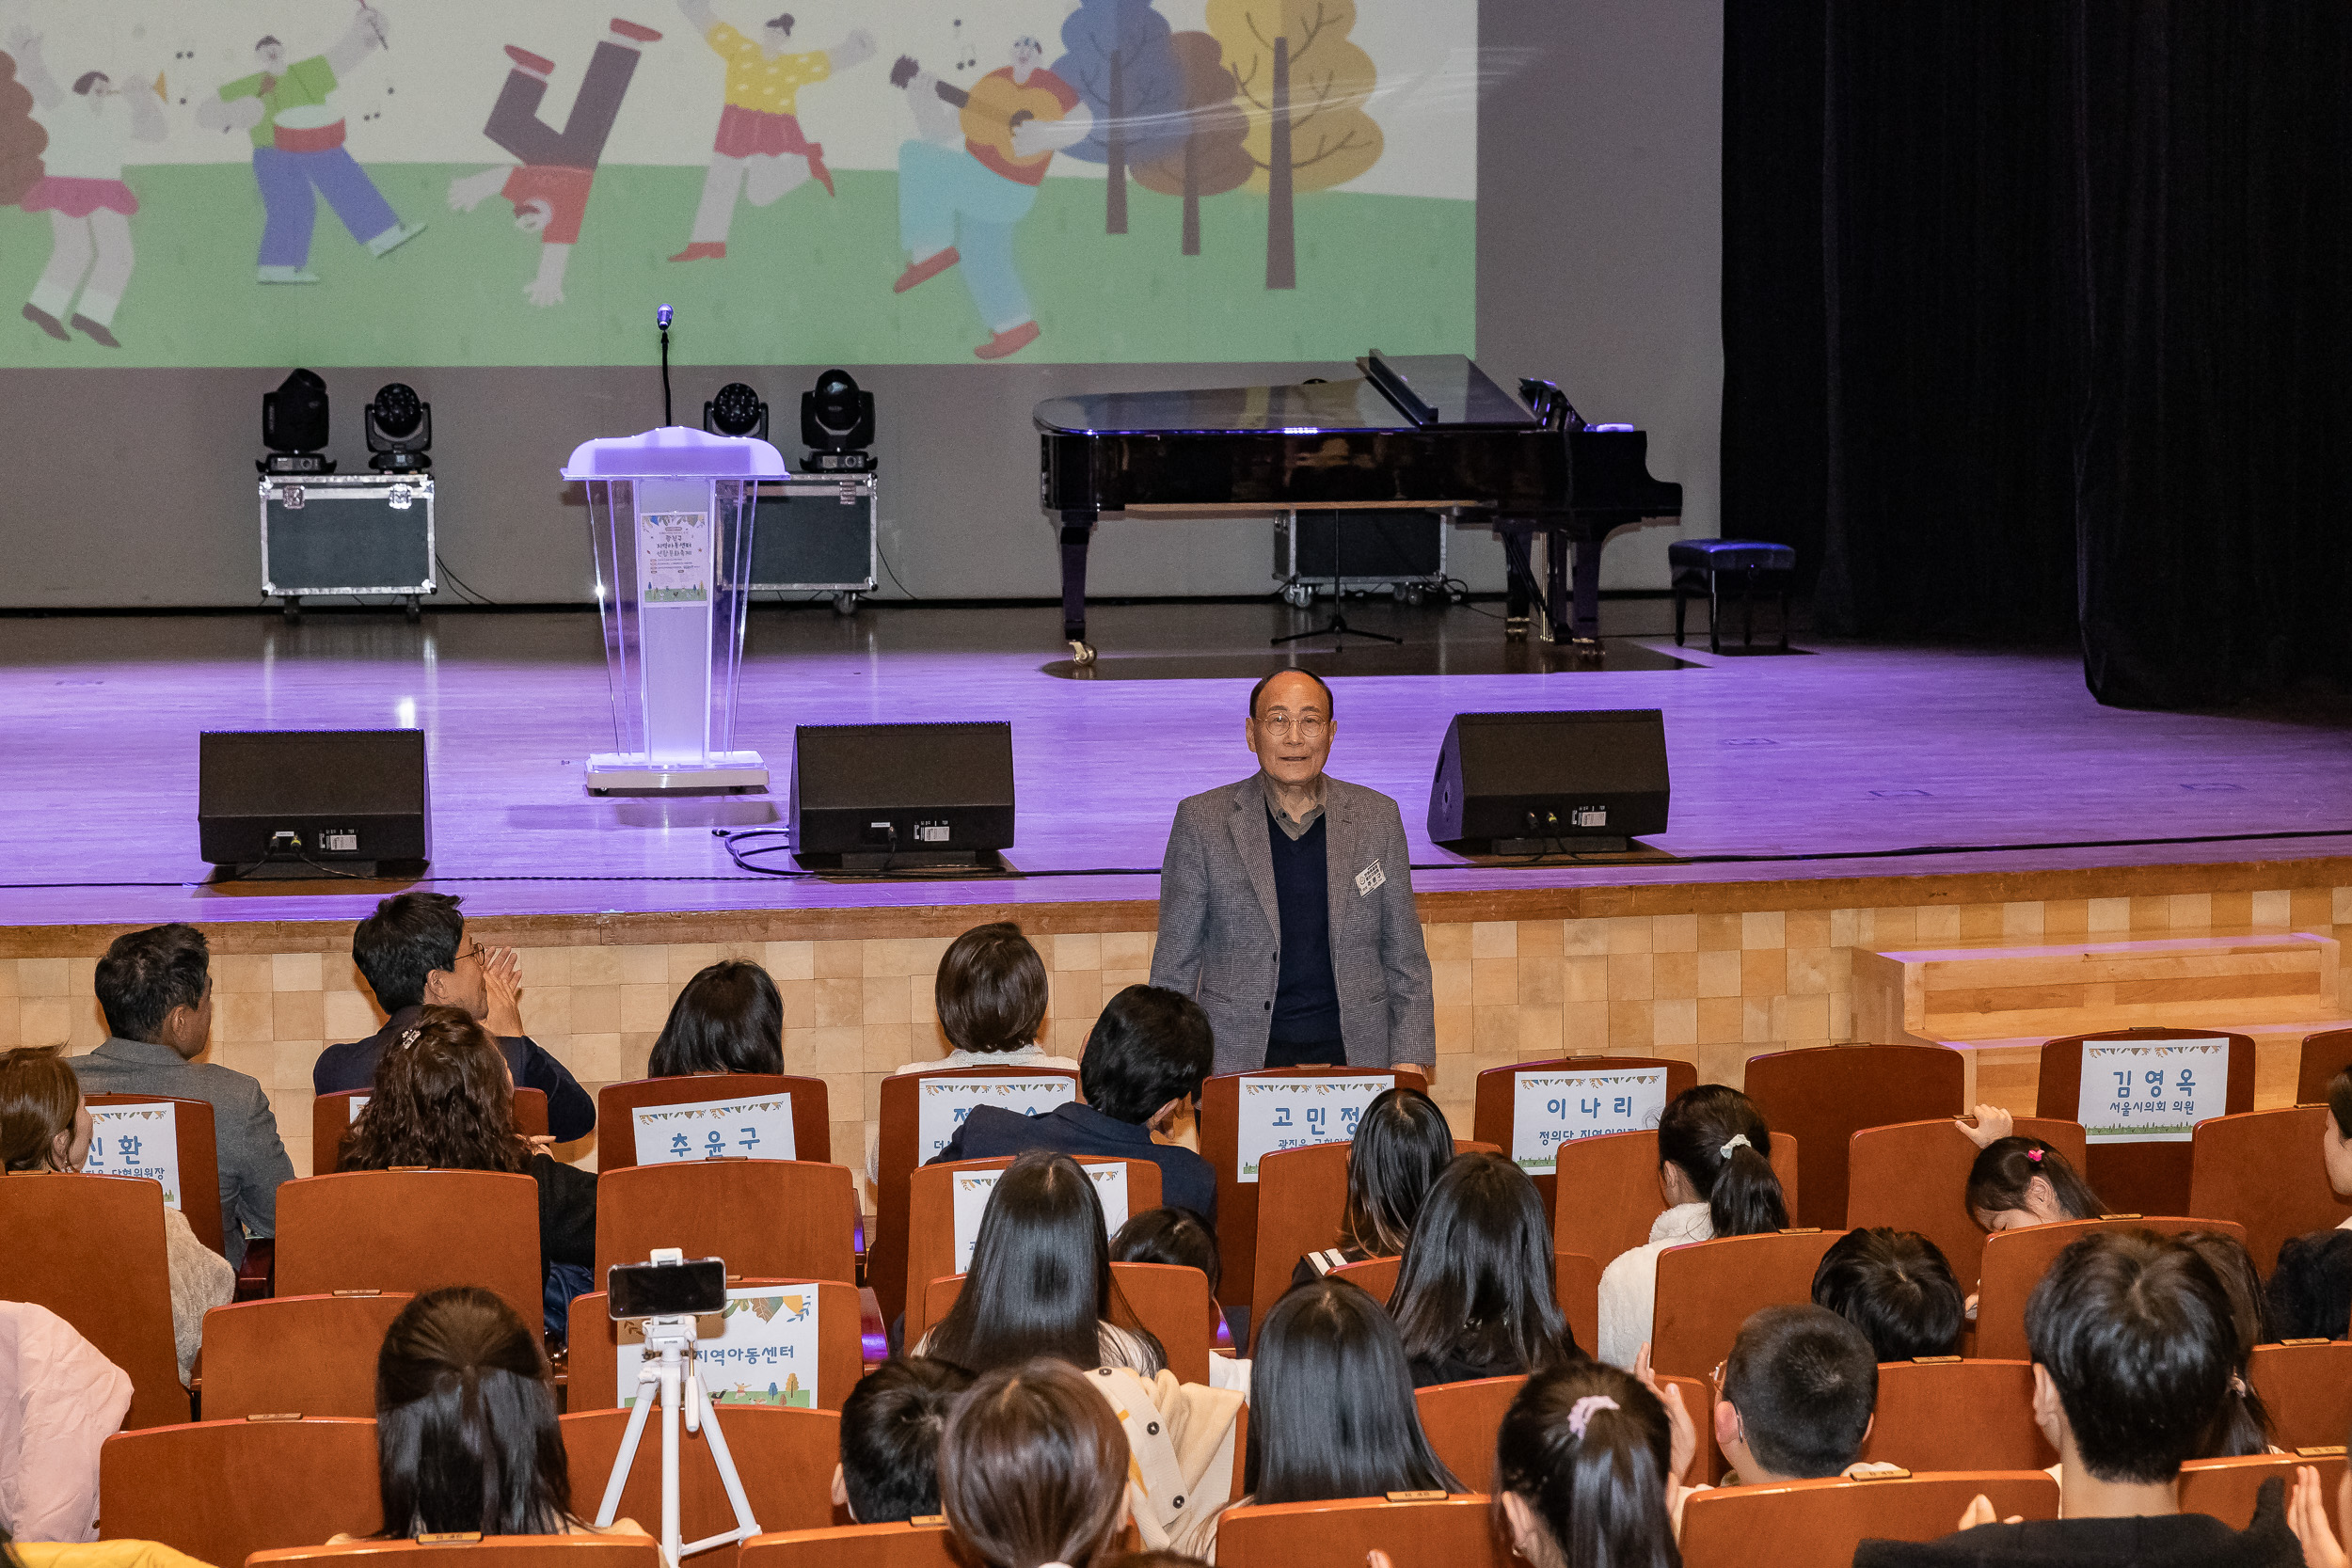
{"left": 0, "top": 49, "right": 47, "bottom": 208}
{"left": 1132, "top": 32, "right": 1249, "bottom": 257}
{"left": 1053, "top": 0, "right": 1182, "bottom": 235}
{"left": 1202, "top": 0, "right": 1383, "bottom": 289}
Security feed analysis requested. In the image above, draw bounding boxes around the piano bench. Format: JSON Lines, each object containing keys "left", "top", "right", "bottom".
{"left": 1669, "top": 539, "right": 1795, "bottom": 654}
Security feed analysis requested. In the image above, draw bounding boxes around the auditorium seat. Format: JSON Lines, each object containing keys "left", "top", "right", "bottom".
{"left": 199, "top": 1291, "right": 413, "bottom": 1420}
{"left": 1860, "top": 1360, "right": 2053, "bottom": 1472}
{"left": 595, "top": 1161, "right": 857, "bottom": 1286}
{"left": 1552, "top": 1130, "right": 1801, "bottom": 1273}
{"left": 4, "top": 1171, "right": 187, "bottom": 1429}
{"left": 2190, "top": 1105, "right": 2352, "bottom": 1271}
{"left": 1327, "top": 1251, "right": 1599, "bottom": 1359}
{"left": 1415, "top": 1374, "right": 1524, "bottom": 1493}
{"left": 277, "top": 1169, "right": 543, "bottom": 1332}
{"left": 2297, "top": 1028, "right": 2352, "bottom": 1107}
{"left": 2249, "top": 1340, "right": 2352, "bottom": 1451}
{"left": 310, "top": 1088, "right": 548, "bottom": 1176}
{"left": 1655, "top": 1228, "right": 1845, "bottom": 1481}
{"left": 566, "top": 1280, "right": 864, "bottom": 1414}
{"left": 924, "top": 1261, "right": 1211, "bottom": 1384}
{"left": 85, "top": 1092, "right": 225, "bottom": 1255}
{"left": 1677, "top": 1470, "right": 2060, "bottom": 1564}
{"left": 2180, "top": 1452, "right": 2347, "bottom": 1528}
{"left": 1327, "top": 1253, "right": 1398, "bottom": 1299}
{"left": 901, "top": 1156, "right": 1163, "bottom": 1345}
{"left": 250, "top": 1540, "right": 660, "bottom": 1568}
{"left": 595, "top": 1075, "right": 833, "bottom": 1170}
{"left": 1215, "top": 1493, "right": 1506, "bottom": 1568}
{"left": 2035, "top": 1028, "right": 2254, "bottom": 1215}
{"left": 1745, "top": 1044, "right": 1965, "bottom": 1229}
{"left": 99, "top": 1416, "right": 380, "bottom": 1563}
{"left": 1847, "top": 1117, "right": 2087, "bottom": 1286}
{"left": 1471, "top": 1056, "right": 1696, "bottom": 1222}
{"left": 738, "top": 1523, "right": 957, "bottom": 1568}
{"left": 871, "top": 1065, "right": 1082, "bottom": 1328}
{"left": 562, "top": 1405, "right": 841, "bottom": 1566}
{"left": 1975, "top": 1216, "right": 2242, "bottom": 1362}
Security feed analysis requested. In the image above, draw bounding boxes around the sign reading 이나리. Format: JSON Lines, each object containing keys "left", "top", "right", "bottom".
{"left": 1511, "top": 1069, "right": 1671, "bottom": 1172}
{"left": 915, "top": 1075, "right": 1080, "bottom": 1163}
{"left": 618, "top": 1286, "right": 821, "bottom": 1408}
{"left": 2077, "top": 1037, "right": 2230, "bottom": 1144}
{"left": 951, "top": 1162, "right": 1130, "bottom": 1275}
{"left": 1235, "top": 1074, "right": 1394, "bottom": 1182}
{"left": 84, "top": 1101, "right": 183, "bottom": 1210}
{"left": 631, "top": 1092, "right": 797, "bottom": 1164}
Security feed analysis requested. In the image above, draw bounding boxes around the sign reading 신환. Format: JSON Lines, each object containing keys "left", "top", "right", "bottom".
{"left": 85, "top": 1101, "right": 183, "bottom": 1210}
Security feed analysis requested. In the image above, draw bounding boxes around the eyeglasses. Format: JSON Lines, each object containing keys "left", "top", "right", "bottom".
{"left": 1257, "top": 713, "right": 1328, "bottom": 738}
{"left": 453, "top": 942, "right": 485, "bottom": 965}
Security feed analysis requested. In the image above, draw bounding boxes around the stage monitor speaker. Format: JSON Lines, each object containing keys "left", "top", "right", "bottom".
{"left": 791, "top": 721, "right": 1015, "bottom": 867}
{"left": 199, "top": 729, "right": 430, "bottom": 873}
{"left": 1427, "top": 709, "right": 1669, "bottom": 853}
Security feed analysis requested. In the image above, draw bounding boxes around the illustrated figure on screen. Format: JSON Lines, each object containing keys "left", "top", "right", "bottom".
{"left": 890, "top": 38, "right": 1089, "bottom": 360}
{"left": 446, "top": 18, "right": 665, "bottom": 308}
{"left": 5, "top": 30, "right": 163, "bottom": 347}
{"left": 195, "top": 8, "right": 427, "bottom": 285}
{"left": 668, "top": 1, "right": 873, "bottom": 263}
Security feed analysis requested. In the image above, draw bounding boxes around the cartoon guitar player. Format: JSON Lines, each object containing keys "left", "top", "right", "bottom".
{"left": 890, "top": 37, "right": 1088, "bottom": 360}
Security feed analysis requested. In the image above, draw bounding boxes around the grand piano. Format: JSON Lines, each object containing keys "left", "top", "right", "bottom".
{"left": 1035, "top": 352, "right": 1681, "bottom": 661}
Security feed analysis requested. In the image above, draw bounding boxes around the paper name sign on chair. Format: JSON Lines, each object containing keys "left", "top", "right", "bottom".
{"left": 2078, "top": 1038, "right": 2230, "bottom": 1143}
{"left": 1236, "top": 1075, "right": 1392, "bottom": 1181}
{"left": 951, "top": 1163, "right": 1130, "bottom": 1273}
{"left": 84, "top": 1101, "right": 183, "bottom": 1209}
{"left": 915, "top": 1076, "right": 1080, "bottom": 1162}
{"left": 1511, "top": 1068, "right": 1672, "bottom": 1172}
{"left": 348, "top": 1095, "right": 370, "bottom": 1120}
{"left": 631, "top": 1092, "right": 797, "bottom": 1164}
{"left": 617, "top": 1285, "right": 822, "bottom": 1408}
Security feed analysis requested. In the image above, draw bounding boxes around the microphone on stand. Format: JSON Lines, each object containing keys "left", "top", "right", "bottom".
{"left": 656, "top": 305, "right": 675, "bottom": 426}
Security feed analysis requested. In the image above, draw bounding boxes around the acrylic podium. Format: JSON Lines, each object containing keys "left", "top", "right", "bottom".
{"left": 563, "top": 425, "right": 787, "bottom": 793}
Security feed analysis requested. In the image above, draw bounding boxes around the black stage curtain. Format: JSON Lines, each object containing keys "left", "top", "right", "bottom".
{"left": 1723, "top": 2, "right": 2352, "bottom": 707}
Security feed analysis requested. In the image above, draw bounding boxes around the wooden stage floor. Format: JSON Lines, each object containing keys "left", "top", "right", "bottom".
{"left": 3, "top": 599, "right": 2350, "bottom": 937}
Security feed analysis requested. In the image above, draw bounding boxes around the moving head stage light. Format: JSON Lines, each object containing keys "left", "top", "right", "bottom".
{"left": 801, "top": 368, "right": 875, "bottom": 472}
{"left": 261, "top": 369, "right": 334, "bottom": 474}
{"left": 704, "top": 381, "right": 769, "bottom": 441}
{"left": 365, "top": 382, "right": 433, "bottom": 472}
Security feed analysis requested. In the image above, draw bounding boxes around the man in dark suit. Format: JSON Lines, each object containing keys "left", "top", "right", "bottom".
{"left": 313, "top": 892, "right": 595, "bottom": 1144}
{"left": 929, "top": 984, "right": 1216, "bottom": 1224}
{"left": 71, "top": 923, "right": 296, "bottom": 1269}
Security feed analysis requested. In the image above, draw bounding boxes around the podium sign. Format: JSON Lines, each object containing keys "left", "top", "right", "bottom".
{"left": 563, "top": 426, "right": 787, "bottom": 792}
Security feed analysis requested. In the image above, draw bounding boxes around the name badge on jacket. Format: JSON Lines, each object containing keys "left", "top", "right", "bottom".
{"left": 1355, "top": 859, "right": 1386, "bottom": 896}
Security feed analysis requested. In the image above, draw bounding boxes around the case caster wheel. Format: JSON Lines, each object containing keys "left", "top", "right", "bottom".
{"left": 281, "top": 596, "right": 301, "bottom": 625}
{"left": 1282, "top": 581, "right": 1312, "bottom": 609}
{"left": 1068, "top": 639, "right": 1096, "bottom": 665}
{"left": 405, "top": 596, "right": 421, "bottom": 624}
{"left": 1405, "top": 586, "right": 1426, "bottom": 608}
{"left": 832, "top": 592, "right": 859, "bottom": 616}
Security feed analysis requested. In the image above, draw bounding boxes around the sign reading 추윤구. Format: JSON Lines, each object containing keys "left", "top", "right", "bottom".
{"left": 951, "top": 1162, "right": 1130, "bottom": 1275}
{"left": 630, "top": 1092, "right": 797, "bottom": 1165}
{"left": 1235, "top": 1074, "right": 1393, "bottom": 1182}
{"left": 84, "top": 1101, "right": 183, "bottom": 1210}
{"left": 2077, "top": 1037, "right": 2231, "bottom": 1144}
{"left": 617, "top": 1285, "right": 821, "bottom": 1408}
{"left": 1510, "top": 1068, "right": 1671, "bottom": 1172}
{"left": 915, "top": 1075, "right": 1080, "bottom": 1163}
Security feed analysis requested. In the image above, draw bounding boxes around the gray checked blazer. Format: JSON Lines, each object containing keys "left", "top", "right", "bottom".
{"left": 1150, "top": 773, "right": 1436, "bottom": 1076}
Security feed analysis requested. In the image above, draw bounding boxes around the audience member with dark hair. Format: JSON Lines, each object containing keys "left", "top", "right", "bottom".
{"left": 896, "top": 922, "right": 1078, "bottom": 1076}
{"left": 338, "top": 1006, "right": 596, "bottom": 1341}
{"left": 1855, "top": 1230, "right": 2300, "bottom": 1566}
{"left": 1598, "top": 1084, "right": 1788, "bottom": 1369}
{"left": 831, "top": 1357, "right": 973, "bottom": 1523}
{"left": 1957, "top": 1106, "right": 2106, "bottom": 1230}
{"left": 919, "top": 1150, "right": 1165, "bottom": 1376}
{"left": 939, "top": 1358, "right": 1131, "bottom": 1568}
{"left": 1, "top": 1045, "right": 232, "bottom": 1385}
{"left": 1112, "top": 1206, "right": 1230, "bottom": 1354}
{"left": 70, "top": 922, "right": 295, "bottom": 1269}
{"left": 930, "top": 985, "right": 1216, "bottom": 1221}
{"left": 1293, "top": 1085, "right": 1453, "bottom": 1283}
{"left": 2267, "top": 1228, "right": 2352, "bottom": 1341}
{"left": 1389, "top": 1151, "right": 1581, "bottom": 1386}
{"left": 1812, "top": 1227, "right": 1966, "bottom": 1362}
{"left": 315, "top": 893, "right": 594, "bottom": 1144}
{"left": 647, "top": 959, "right": 785, "bottom": 1077}
{"left": 2322, "top": 1067, "right": 2352, "bottom": 1206}
{"left": 1244, "top": 1276, "right": 1459, "bottom": 1503}
{"left": 1713, "top": 1306, "right": 1886, "bottom": 1486}
{"left": 2176, "top": 1229, "right": 2275, "bottom": 1459}
{"left": 1491, "top": 1361, "right": 1683, "bottom": 1568}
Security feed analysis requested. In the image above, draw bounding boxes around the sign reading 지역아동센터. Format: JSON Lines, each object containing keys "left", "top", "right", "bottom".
{"left": 617, "top": 1285, "right": 822, "bottom": 1408}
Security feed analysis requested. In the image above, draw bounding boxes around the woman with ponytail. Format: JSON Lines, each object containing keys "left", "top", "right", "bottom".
{"left": 1491, "top": 1362, "right": 1684, "bottom": 1568}
{"left": 1597, "top": 1085, "right": 1788, "bottom": 1370}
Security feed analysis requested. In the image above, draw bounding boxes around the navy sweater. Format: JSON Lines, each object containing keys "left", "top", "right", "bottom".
{"left": 1267, "top": 810, "right": 1343, "bottom": 1043}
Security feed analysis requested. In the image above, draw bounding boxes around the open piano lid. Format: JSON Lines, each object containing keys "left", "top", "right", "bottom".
{"left": 1032, "top": 353, "right": 1538, "bottom": 436}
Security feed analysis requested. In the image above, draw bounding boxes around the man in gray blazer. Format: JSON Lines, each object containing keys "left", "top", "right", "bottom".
{"left": 71, "top": 923, "right": 295, "bottom": 1268}
{"left": 1151, "top": 669, "right": 1435, "bottom": 1077}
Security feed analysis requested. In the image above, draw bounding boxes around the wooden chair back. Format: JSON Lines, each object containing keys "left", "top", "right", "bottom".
{"left": 199, "top": 1292, "right": 414, "bottom": 1420}
{"left": 2191, "top": 1105, "right": 2352, "bottom": 1272}
{"left": 1215, "top": 1494, "right": 1507, "bottom": 1568}
{"left": 2249, "top": 1340, "right": 2352, "bottom": 1451}
{"left": 902, "top": 1155, "right": 1163, "bottom": 1345}
{"left": 872, "top": 1067, "right": 1082, "bottom": 1326}
{"left": 2180, "top": 1451, "right": 2347, "bottom": 1528}
{"left": 1975, "top": 1215, "right": 2244, "bottom": 1361}
{"left": 98, "top": 1417, "right": 380, "bottom": 1563}
{"left": 594, "top": 1161, "right": 857, "bottom": 1285}
{"left": 85, "top": 1092, "right": 225, "bottom": 1255}
{"left": 1677, "top": 1470, "right": 2060, "bottom": 1564}
{"left": 1551, "top": 1130, "right": 1801, "bottom": 1272}
{"left": 3, "top": 1171, "right": 186, "bottom": 1428}
{"left": 1327, "top": 1253, "right": 1399, "bottom": 1299}
{"left": 922, "top": 1261, "right": 1212, "bottom": 1384}
{"left": 2036, "top": 1028, "right": 2255, "bottom": 1215}
{"left": 1652, "top": 1230, "right": 1845, "bottom": 1386}
{"left": 277, "top": 1169, "right": 544, "bottom": 1331}
{"left": 1250, "top": 1141, "right": 1353, "bottom": 1337}
{"left": 566, "top": 1280, "right": 863, "bottom": 1414}
{"left": 2299, "top": 1029, "right": 2352, "bottom": 1108}
{"left": 1745, "top": 1045, "right": 1965, "bottom": 1230}
{"left": 250, "top": 1541, "right": 661, "bottom": 1568}
{"left": 1472, "top": 1056, "right": 1697, "bottom": 1222}
{"left": 1847, "top": 1116, "right": 2088, "bottom": 1286}
{"left": 311, "top": 1088, "right": 548, "bottom": 1175}
{"left": 1327, "top": 1251, "right": 1600, "bottom": 1360}
{"left": 594, "top": 1075, "right": 832, "bottom": 1171}
{"left": 561, "top": 1405, "right": 841, "bottom": 1566}
{"left": 1861, "top": 1358, "right": 2054, "bottom": 1471}
{"left": 738, "top": 1523, "right": 957, "bottom": 1568}
{"left": 1415, "top": 1374, "right": 1524, "bottom": 1494}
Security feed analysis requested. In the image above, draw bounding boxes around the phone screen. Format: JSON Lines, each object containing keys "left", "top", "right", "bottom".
{"left": 606, "top": 1258, "right": 727, "bottom": 1319}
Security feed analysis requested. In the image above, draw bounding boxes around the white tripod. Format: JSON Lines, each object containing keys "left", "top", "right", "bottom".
{"left": 593, "top": 1312, "right": 761, "bottom": 1568}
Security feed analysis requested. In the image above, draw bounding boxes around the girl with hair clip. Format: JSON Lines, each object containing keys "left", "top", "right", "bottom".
{"left": 1597, "top": 1085, "right": 1788, "bottom": 1370}
{"left": 2176, "top": 1229, "right": 2278, "bottom": 1459}
{"left": 1491, "top": 1362, "right": 1686, "bottom": 1568}
{"left": 939, "top": 1358, "right": 1133, "bottom": 1568}
{"left": 1953, "top": 1106, "right": 2107, "bottom": 1230}
{"left": 1389, "top": 1151, "right": 1582, "bottom": 1386}
{"left": 647, "top": 959, "right": 785, "bottom": 1076}
{"left": 1294, "top": 1085, "right": 1454, "bottom": 1285}
{"left": 1244, "top": 1275, "right": 1461, "bottom": 1504}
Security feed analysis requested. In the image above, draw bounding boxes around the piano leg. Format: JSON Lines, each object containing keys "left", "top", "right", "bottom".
{"left": 1564, "top": 526, "right": 1604, "bottom": 646}
{"left": 1499, "top": 532, "right": 1534, "bottom": 640}
{"left": 1058, "top": 510, "right": 1097, "bottom": 663}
